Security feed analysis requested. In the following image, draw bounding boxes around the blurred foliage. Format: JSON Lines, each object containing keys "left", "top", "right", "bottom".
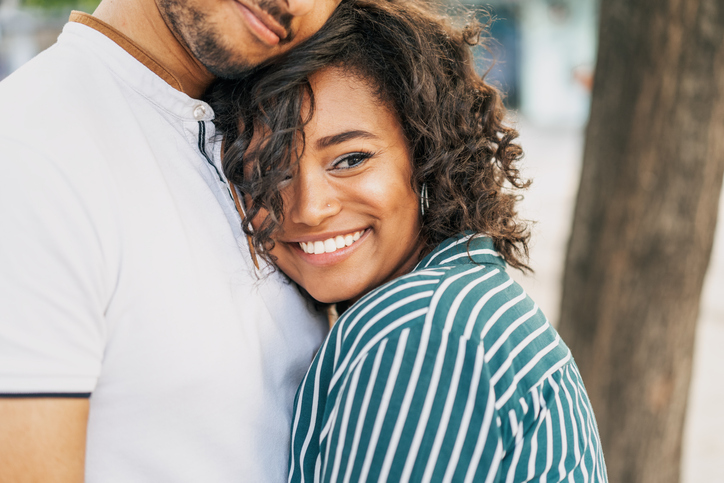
{"left": 22, "top": 0, "right": 100, "bottom": 13}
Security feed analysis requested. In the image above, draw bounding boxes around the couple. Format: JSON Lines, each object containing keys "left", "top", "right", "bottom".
{"left": 0, "top": 0, "right": 606, "bottom": 481}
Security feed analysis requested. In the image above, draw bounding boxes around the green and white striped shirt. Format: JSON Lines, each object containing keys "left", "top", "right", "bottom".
{"left": 289, "top": 234, "right": 607, "bottom": 482}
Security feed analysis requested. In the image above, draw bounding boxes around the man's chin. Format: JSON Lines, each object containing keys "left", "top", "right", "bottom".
{"left": 201, "top": 57, "right": 256, "bottom": 80}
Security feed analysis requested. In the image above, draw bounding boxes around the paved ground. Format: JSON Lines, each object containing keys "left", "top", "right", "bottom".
{"left": 511, "top": 119, "right": 724, "bottom": 481}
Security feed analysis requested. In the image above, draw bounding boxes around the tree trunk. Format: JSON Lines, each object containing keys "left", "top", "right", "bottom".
{"left": 557, "top": 0, "right": 724, "bottom": 481}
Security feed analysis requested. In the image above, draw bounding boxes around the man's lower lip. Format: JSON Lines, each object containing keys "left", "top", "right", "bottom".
{"left": 236, "top": 3, "right": 281, "bottom": 46}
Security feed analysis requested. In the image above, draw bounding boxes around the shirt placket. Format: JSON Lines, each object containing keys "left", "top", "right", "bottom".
{"left": 184, "top": 105, "right": 256, "bottom": 269}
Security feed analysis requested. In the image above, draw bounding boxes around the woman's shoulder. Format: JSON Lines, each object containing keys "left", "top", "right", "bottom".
{"left": 329, "top": 242, "right": 517, "bottom": 361}
{"left": 330, "top": 268, "right": 447, "bottom": 356}
{"left": 330, "top": 235, "right": 571, "bottom": 397}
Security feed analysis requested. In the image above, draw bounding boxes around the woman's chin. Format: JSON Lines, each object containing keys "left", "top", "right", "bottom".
{"left": 307, "top": 287, "right": 359, "bottom": 306}
{"left": 311, "top": 292, "right": 351, "bottom": 305}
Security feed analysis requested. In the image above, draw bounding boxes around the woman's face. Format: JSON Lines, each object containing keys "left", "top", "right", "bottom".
{"left": 250, "top": 67, "right": 424, "bottom": 304}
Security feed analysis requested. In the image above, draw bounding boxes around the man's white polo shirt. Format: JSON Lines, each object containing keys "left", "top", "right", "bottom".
{"left": 0, "top": 16, "right": 327, "bottom": 482}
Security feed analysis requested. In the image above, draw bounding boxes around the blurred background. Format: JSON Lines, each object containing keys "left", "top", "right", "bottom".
{"left": 1, "top": 0, "right": 721, "bottom": 480}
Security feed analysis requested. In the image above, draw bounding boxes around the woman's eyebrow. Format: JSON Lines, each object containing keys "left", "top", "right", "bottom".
{"left": 316, "top": 130, "right": 378, "bottom": 149}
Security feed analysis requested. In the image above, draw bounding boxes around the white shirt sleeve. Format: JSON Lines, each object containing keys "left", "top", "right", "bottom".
{"left": 0, "top": 139, "right": 109, "bottom": 395}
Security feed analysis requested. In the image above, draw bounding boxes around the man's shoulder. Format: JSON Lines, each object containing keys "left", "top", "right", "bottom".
{"left": 0, "top": 40, "right": 82, "bottom": 98}
{"left": 0, "top": 31, "right": 151, "bottom": 178}
{"left": 0, "top": 27, "right": 127, "bottom": 133}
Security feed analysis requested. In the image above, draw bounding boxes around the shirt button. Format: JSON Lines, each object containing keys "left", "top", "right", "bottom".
{"left": 193, "top": 104, "right": 207, "bottom": 120}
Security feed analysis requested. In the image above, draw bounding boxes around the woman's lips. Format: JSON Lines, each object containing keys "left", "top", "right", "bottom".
{"left": 286, "top": 229, "right": 370, "bottom": 266}
{"left": 298, "top": 230, "right": 365, "bottom": 254}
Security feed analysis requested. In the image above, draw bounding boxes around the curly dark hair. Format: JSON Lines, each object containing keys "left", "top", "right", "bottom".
{"left": 207, "top": 0, "right": 531, "bottom": 270}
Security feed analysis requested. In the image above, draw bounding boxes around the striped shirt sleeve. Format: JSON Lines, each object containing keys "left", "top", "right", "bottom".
{"left": 305, "top": 324, "right": 503, "bottom": 483}
{"left": 499, "top": 365, "right": 608, "bottom": 482}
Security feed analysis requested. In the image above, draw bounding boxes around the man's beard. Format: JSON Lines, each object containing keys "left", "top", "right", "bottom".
{"left": 158, "top": 0, "right": 293, "bottom": 79}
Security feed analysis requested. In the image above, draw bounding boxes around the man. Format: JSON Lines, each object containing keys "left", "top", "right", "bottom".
{"left": 0, "top": 0, "right": 339, "bottom": 480}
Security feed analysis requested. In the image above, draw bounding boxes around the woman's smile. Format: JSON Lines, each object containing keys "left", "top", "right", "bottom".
{"left": 284, "top": 230, "right": 370, "bottom": 267}
{"left": 295, "top": 228, "right": 366, "bottom": 255}
{"left": 283, "top": 228, "right": 370, "bottom": 268}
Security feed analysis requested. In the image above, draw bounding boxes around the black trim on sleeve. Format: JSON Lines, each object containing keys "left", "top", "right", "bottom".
{"left": 0, "top": 392, "right": 91, "bottom": 398}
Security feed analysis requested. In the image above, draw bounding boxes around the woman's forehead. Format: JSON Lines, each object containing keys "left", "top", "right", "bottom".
{"left": 303, "top": 67, "right": 398, "bottom": 134}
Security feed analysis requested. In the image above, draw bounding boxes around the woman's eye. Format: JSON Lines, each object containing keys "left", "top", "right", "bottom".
{"left": 332, "top": 152, "right": 374, "bottom": 170}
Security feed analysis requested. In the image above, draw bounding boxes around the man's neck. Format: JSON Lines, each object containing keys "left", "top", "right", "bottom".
{"left": 92, "top": 0, "right": 214, "bottom": 99}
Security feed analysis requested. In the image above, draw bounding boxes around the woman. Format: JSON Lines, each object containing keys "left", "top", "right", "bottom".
{"left": 209, "top": 0, "right": 607, "bottom": 481}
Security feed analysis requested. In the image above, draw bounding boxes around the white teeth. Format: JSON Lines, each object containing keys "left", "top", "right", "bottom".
{"left": 299, "top": 230, "right": 366, "bottom": 255}
{"left": 324, "top": 239, "right": 337, "bottom": 253}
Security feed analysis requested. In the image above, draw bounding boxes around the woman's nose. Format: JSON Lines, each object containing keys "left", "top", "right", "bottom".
{"left": 288, "top": 175, "right": 341, "bottom": 227}
{"left": 285, "top": 0, "right": 315, "bottom": 18}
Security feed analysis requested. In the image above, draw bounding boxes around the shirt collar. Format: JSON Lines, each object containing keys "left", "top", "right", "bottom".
{"left": 415, "top": 233, "right": 505, "bottom": 271}
{"left": 69, "top": 11, "right": 183, "bottom": 92}
{"left": 62, "top": 13, "right": 213, "bottom": 121}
